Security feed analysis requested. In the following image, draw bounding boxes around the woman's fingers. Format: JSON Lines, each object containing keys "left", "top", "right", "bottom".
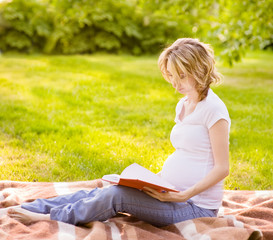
{"left": 143, "top": 187, "right": 166, "bottom": 201}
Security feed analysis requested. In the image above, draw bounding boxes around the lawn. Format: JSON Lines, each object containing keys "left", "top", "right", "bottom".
{"left": 0, "top": 51, "right": 272, "bottom": 190}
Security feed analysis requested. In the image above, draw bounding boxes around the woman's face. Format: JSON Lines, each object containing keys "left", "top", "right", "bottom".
{"left": 166, "top": 60, "right": 196, "bottom": 95}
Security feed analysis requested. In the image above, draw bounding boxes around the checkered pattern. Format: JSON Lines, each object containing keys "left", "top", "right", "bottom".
{"left": 1, "top": 180, "right": 268, "bottom": 240}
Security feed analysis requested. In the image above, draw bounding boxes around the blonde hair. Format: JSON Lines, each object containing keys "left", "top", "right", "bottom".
{"left": 158, "top": 38, "right": 222, "bottom": 101}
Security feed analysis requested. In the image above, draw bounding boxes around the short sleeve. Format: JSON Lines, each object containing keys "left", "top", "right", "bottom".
{"left": 204, "top": 102, "right": 231, "bottom": 130}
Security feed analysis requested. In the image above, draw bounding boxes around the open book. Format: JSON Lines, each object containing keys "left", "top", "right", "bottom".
{"left": 101, "top": 163, "right": 179, "bottom": 192}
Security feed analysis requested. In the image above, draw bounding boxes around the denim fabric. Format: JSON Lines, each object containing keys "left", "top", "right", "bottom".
{"left": 21, "top": 185, "right": 217, "bottom": 226}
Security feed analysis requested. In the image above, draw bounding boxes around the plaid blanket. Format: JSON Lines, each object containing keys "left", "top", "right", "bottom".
{"left": 0, "top": 180, "right": 271, "bottom": 240}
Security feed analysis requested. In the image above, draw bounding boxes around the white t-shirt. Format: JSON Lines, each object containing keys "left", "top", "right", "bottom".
{"left": 161, "top": 88, "right": 231, "bottom": 209}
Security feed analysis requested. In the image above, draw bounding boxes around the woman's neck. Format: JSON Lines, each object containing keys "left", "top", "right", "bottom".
{"left": 185, "top": 90, "right": 200, "bottom": 104}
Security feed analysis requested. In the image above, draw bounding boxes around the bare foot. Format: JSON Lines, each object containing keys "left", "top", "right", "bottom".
{"left": 0, "top": 205, "right": 21, "bottom": 217}
{"left": 0, "top": 192, "right": 22, "bottom": 208}
{"left": 7, "top": 207, "right": 50, "bottom": 224}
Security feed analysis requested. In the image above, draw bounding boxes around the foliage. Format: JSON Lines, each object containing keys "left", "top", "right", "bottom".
{"left": 0, "top": 0, "right": 52, "bottom": 52}
{"left": 0, "top": 0, "right": 272, "bottom": 64}
{"left": 211, "top": 0, "right": 273, "bottom": 65}
{"left": 0, "top": 0, "right": 179, "bottom": 55}
{"left": 137, "top": 0, "right": 273, "bottom": 65}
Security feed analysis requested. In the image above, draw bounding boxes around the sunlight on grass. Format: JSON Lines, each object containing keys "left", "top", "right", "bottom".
{"left": 0, "top": 51, "right": 272, "bottom": 190}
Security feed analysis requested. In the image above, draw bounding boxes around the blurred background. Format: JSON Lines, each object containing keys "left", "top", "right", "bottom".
{"left": 0, "top": 0, "right": 272, "bottom": 65}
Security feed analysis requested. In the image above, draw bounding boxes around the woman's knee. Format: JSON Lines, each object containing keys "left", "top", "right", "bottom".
{"left": 104, "top": 185, "right": 127, "bottom": 197}
{"left": 102, "top": 185, "right": 139, "bottom": 201}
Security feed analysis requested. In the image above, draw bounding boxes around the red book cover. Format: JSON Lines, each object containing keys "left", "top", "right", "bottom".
{"left": 102, "top": 163, "right": 179, "bottom": 193}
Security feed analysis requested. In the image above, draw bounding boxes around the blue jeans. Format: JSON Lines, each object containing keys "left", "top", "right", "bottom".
{"left": 21, "top": 185, "right": 217, "bottom": 227}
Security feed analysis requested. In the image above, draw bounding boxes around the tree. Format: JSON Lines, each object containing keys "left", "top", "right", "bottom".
{"left": 0, "top": 0, "right": 272, "bottom": 65}
{"left": 211, "top": 0, "right": 273, "bottom": 65}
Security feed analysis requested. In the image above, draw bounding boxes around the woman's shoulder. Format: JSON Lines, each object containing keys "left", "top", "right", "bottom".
{"left": 203, "top": 89, "right": 229, "bottom": 112}
{"left": 201, "top": 88, "right": 231, "bottom": 128}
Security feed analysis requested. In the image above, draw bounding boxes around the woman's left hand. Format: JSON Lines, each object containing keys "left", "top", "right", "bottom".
{"left": 143, "top": 187, "right": 191, "bottom": 202}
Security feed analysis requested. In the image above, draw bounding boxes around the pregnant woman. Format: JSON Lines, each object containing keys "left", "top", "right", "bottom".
{"left": 8, "top": 38, "right": 230, "bottom": 227}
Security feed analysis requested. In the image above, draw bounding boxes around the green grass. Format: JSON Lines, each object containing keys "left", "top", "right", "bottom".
{"left": 0, "top": 51, "right": 272, "bottom": 190}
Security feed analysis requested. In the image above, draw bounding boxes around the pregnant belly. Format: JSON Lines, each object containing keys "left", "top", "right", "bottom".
{"left": 161, "top": 151, "right": 213, "bottom": 191}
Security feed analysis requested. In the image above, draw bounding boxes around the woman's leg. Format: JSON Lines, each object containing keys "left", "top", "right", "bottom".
{"left": 8, "top": 188, "right": 103, "bottom": 224}
{"left": 49, "top": 185, "right": 216, "bottom": 226}
{"left": 21, "top": 188, "right": 101, "bottom": 214}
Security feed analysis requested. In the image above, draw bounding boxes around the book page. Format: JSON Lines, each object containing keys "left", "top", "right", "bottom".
{"left": 120, "top": 163, "right": 176, "bottom": 190}
{"left": 101, "top": 174, "right": 120, "bottom": 184}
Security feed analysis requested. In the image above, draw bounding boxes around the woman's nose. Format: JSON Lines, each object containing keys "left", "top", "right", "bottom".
{"left": 172, "top": 82, "right": 177, "bottom": 88}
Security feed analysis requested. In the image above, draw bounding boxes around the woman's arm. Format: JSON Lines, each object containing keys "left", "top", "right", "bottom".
{"left": 144, "top": 119, "right": 230, "bottom": 202}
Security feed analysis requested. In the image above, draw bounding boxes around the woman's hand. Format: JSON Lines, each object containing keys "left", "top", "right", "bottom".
{"left": 143, "top": 187, "right": 192, "bottom": 202}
